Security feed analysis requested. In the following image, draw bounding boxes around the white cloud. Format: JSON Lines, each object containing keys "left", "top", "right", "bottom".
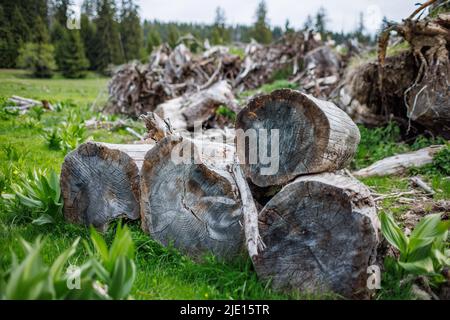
{"left": 136, "top": 0, "right": 414, "bottom": 33}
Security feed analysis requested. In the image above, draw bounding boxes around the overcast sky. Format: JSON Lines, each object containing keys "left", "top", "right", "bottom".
{"left": 133, "top": 0, "right": 414, "bottom": 33}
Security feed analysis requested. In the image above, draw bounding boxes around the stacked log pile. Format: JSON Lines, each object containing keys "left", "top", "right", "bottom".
{"left": 235, "top": 89, "right": 379, "bottom": 299}
{"left": 61, "top": 90, "right": 379, "bottom": 298}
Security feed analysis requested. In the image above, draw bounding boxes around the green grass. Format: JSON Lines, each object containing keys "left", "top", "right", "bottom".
{"left": 0, "top": 69, "right": 448, "bottom": 300}
{"left": 0, "top": 69, "right": 296, "bottom": 300}
{"left": 0, "top": 69, "right": 109, "bottom": 105}
{"left": 238, "top": 79, "right": 299, "bottom": 100}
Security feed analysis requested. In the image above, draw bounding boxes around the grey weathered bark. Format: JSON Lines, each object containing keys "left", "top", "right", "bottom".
{"left": 236, "top": 89, "right": 360, "bottom": 187}
{"left": 253, "top": 173, "right": 379, "bottom": 299}
{"left": 60, "top": 141, "right": 154, "bottom": 231}
{"left": 155, "top": 80, "right": 239, "bottom": 131}
{"left": 139, "top": 135, "right": 245, "bottom": 259}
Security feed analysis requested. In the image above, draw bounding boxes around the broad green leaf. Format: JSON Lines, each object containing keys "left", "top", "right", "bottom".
{"left": 433, "top": 249, "right": 450, "bottom": 267}
{"left": 398, "top": 257, "right": 435, "bottom": 275}
{"left": 32, "top": 214, "right": 55, "bottom": 226}
{"left": 380, "top": 212, "right": 408, "bottom": 254}
{"left": 49, "top": 238, "right": 80, "bottom": 280}
{"left": 109, "top": 224, "right": 135, "bottom": 264}
{"left": 89, "top": 227, "right": 109, "bottom": 265}
{"left": 108, "top": 257, "right": 136, "bottom": 300}
{"left": 410, "top": 214, "right": 449, "bottom": 240}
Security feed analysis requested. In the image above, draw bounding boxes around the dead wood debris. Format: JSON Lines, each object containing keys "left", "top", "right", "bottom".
{"left": 106, "top": 31, "right": 349, "bottom": 121}
{"left": 6, "top": 95, "right": 54, "bottom": 113}
{"left": 336, "top": 2, "right": 450, "bottom": 138}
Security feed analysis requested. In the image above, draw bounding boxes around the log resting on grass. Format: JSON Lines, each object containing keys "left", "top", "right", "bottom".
{"left": 253, "top": 173, "right": 379, "bottom": 299}
{"left": 235, "top": 89, "right": 360, "bottom": 187}
{"left": 139, "top": 135, "right": 245, "bottom": 259}
{"left": 61, "top": 141, "right": 154, "bottom": 231}
{"left": 352, "top": 145, "right": 445, "bottom": 178}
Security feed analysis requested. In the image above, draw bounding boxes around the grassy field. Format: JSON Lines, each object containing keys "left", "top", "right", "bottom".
{"left": 0, "top": 69, "right": 448, "bottom": 300}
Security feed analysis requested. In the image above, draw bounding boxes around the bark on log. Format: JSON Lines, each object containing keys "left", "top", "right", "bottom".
{"left": 139, "top": 135, "right": 245, "bottom": 259}
{"left": 235, "top": 89, "right": 360, "bottom": 187}
{"left": 155, "top": 80, "right": 239, "bottom": 131}
{"left": 61, "top": 141, "right": 154, "bottom": 231}
{"left": 253, "top": 173, "right": 379, "bottom": 299}
{"left": 353, "top": 145, "right": 444, "bottom": 178}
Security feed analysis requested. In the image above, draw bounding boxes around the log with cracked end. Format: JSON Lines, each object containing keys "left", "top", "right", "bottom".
{"left": 139, "top": 135, "right": 245, "bottom": 260}
{"left": 235, "top": 89, "right": 360, "bottom": 187}
{"left": 253, "top": 172, "right": 379, "bottom": 299}
{"left": 60, "top": 141, "right": 154, "bottom": 231}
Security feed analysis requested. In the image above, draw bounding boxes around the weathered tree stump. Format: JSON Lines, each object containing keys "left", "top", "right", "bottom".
{"left": 60, "top": 141, "right": 154, "bottom": 231}
{"left": 140, "top": 135, "right": 245, "bottom": 259}
{"left": 236, "top": 89, "right": 360, "bottom": 187}
{"left": 253, "top": 173, "right": 379, "bottom": 299}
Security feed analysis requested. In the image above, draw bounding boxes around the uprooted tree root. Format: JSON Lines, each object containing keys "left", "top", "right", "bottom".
{"left": 338, "top": 2, "right": 450, "bottom": 138}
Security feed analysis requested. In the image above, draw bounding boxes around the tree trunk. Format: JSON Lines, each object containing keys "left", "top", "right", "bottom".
{"left": 139, "top": 135, "right": 245, "bottom": 260}
{"left": 253, "top": 173, "right": 379, "bottom": 299}
{"left": 235, "top": 89, "right": 360, "bottom": 187}
{"left": 353, "top": 145, "right": 444, "bottom": 178}
{"left": 60, "top": 141, "right": 154, "bottom": 231}
{"left": 154, "top": 80, "right": 239, "bottom": 131}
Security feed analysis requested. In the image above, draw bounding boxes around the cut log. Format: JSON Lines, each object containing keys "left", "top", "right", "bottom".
{"left": 353, "top": 145, "right": 444, "bottom": 178}
{"left": 235, "top": 89, "right": 360, "bottom": 187}
{"left": 139, "top": 135, "right": 244, "bottom": 259}
{"left": 60, "top": 141, "right": 154, "bottom": 231}
{"left": 155, "top": 80, "right": 239, "bottom": 131}
{"left": 253, "top": 173, "right": 379, "bottom": 299}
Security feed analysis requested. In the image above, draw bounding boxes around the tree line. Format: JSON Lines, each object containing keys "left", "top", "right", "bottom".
{"left": 0, "top": 0, "right": 373, "bottom": 78}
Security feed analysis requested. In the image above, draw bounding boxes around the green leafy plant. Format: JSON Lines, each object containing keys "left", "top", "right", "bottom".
{"left": 216, "top": 105, "right": 236, "bottom": 121}
{"left": 1, "top": 224, "right": 137, "bottom": 300}
{"left": 1, "top": 236, "right": 107, "bottom": 300}
{"left": 2, "top": 143, "right": 20, "bottom": 161}
{"left": 0, "top": 97, "right": 20, "bottom": 120}
{"left": 12, "top": 169, "right": 63, "bottom": 225}
{"left": 28, "top": 105, "right": 45, "bottom": 121}
{"left": 380, "top": 212, "right": 450, "bottom": 284}
{"left": 60, "top": 122, "right": 86, "bottom": 153}
{"left": 41, "top": 127, "right": 63, "bottom": 151}
{"left": 85, "top": 223, "right": 136, "bottom": 300}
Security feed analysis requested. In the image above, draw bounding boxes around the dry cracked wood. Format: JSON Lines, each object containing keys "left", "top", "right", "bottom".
{"left": 140, "top": 135, "right": 245, "bottom": 259}
{"left": 253, "top": 173, "right": 379, "bottom": 299}
{"left": 155, "top": 80, "right": 239, "bottom": 131}
{"left": 61, "top": 141, "right": 154, "bottom": 231}
{"left": 353, "top": 145, "right": 445, "bottom": 178}
{"left": 236, "top": 89, "right": 360, "bottom": 187}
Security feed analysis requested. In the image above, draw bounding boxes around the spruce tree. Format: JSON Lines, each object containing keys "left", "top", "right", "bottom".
{"left": 18, "top": 16, "right": 56, "bottom": 78}
{"left": 314, "top": 7, "right": 328, "bottom": 40}
{"left": 53, "top": 0, "right": 73, "bottom": 26}
{"left": 58, "top": 30, "right": 90, "bottom": 78}
{"left": 94, "top": 0, "right": 124, "bottom": 72}
{"left": 146, "top": 28, "right": 161, "bottom": 55}
{"left": 252, "top": 0, "right": 272, "bottom": 44}
{"left": 51, "top": 21, "right": 66, "bottom": 69}
{"left": 167, "top": 24, "right": 179, "bottom": 48}
{"left": 119, "top": 0, "right": 143, "bottom": 61}
{"left": 0, "top": 5, "right": 16, "bottom": 67}
{"left": 211, "top": 7, "right": 230, "bottom": 45}
{"left": 80, "top": 13, "right": 97, "bottom": 70}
